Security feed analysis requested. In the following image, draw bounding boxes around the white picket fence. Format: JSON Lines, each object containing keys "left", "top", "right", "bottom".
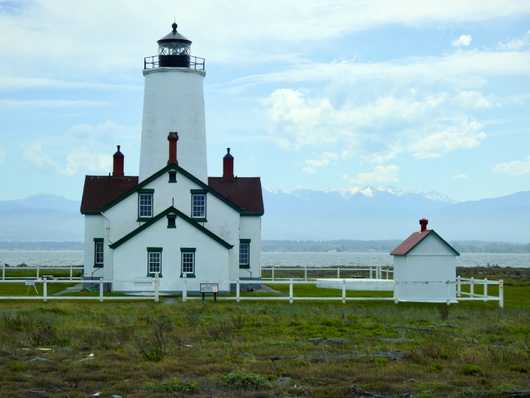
{"left": 0, "top": 274, "right": 503, "bottom": 307}
{"left": 1, "top": 264, "right": 84, "bottom": 281}
{"left": 260, "top": 265, "right": 393, "bottom": 281}
{"left": 0, "top": 275, "right": 161, "bottom": 302}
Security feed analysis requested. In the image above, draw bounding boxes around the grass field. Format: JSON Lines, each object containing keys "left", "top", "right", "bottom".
{"left": 0, "top": 268, "right": 528, "bottom": 397}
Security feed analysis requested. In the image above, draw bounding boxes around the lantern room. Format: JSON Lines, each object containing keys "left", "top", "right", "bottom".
{"left": 144, "top": 23, "right": 205, "bottom": 71}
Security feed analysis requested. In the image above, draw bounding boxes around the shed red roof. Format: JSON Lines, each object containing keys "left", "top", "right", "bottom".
{"left": 81, "top": 175, "right": 138, "bottom": 214}
{"left": 80, "top": 172, "right": 264, "bottom": 216}
{"left": 390, "top": 229, "right": 460, "bottom": 256}
{"left": 208, "top": 177, "right": 264, "bottom": 215}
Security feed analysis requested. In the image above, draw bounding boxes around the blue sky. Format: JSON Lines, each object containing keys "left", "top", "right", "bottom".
{"left": 1, "top": 0, "right": 530, "bottom": 202}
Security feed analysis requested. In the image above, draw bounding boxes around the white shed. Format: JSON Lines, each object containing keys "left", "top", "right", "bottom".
{"left": 390, "top": 218, "right": 460, "bottom": 303}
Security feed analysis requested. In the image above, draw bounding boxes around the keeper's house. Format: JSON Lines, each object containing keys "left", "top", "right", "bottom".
{"left": 390, "top": 218, "right": 459, "bottom": 303}
{"left": 80, "top": 23, "right": 264, "bottom": 293}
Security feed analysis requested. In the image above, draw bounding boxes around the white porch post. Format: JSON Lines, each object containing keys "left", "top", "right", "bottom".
{"left": 236, "top": 280, "right": 240, "bottom": 303}
{"left": 182, "top": 274, "right": 187, "bottom": 302}
{"left": 499, "top": 280, "right": 504, "bottom": 309}
{"left": 99, "top": 280, "right": 104, "bottom": 302}
{"left": 341, "top": 279, "right": 346, "bottom": 304}
{"left": 483, "top": 278, "right": 488, "bottom": 301}
{"left": 289, "top": 279, "right": 293, "bottom": 304}
{"left": 43, "top": 278, "right": 48, "bottom": 302}
{"left": 154, "top": 272, "right": 160, "bottom": 302}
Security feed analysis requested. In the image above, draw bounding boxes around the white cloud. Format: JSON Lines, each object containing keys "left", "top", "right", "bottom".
{"left": 346, "top": 164, "right": 400, "bottom": 185}
{"left": 411, "top": 120, "right": 487, "bottom": 159}
{"left": 302, "top": 152, "right": 339, "bottom": 174}
{"left": 452, "top": 91, "right": 493, "bottom": 109}
{"left": 21, "top": 121, "right": 138, "bottom": 176}
{"left": 62, "top": 150, "right": 112, "bottom": 176}
{"left": 23, "top": 143, "right": 58, "bottom": 170}
{"left": 0, "top": 99, "right": 109, "bottom": 108}
{"left": 498, "top": 30, "right": 530, "bottom": 50}
{"left": 0, "top": 0, "right": 528, "bottom": 75}
{"left": 452, "top": 34, "right": 472, "bottom": 47}
{"left": 452, "top": 173, "right": 469, "bottom": 180}
{"left": 232, "top": 51, "right": 530, "bottom": 90}
{"left": 494, "top": 156, "right": 530, "bottom": 175}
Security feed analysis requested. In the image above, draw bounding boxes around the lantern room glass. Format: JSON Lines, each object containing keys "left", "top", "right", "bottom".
{"left": 159, "top": 42, "right": 190, "bottom": 56}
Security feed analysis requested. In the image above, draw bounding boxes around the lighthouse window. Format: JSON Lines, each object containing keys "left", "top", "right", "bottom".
{"left": 147, "top": 248, "right": 162, "bottom": 277}
{"left": 181, "top": 248, "right": 196, "bottom": 277}
{"left": 138, "top": 191, "right": 154, "bottom": 219}
{"left": 239, "top": 239, "right": 250, "bottom": 269}
{"left": 191, "top": 191, "right": 207, "bottom": 219}
{"left": 94, "top": 238, "right": 104, "bottom": 268}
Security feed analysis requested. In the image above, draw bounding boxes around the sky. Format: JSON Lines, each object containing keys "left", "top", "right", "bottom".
{"left": 1, "top": 0, "right": 530, "bottom": 202}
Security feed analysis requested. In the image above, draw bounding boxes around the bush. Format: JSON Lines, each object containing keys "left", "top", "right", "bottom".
{"left": 137, "top": 315, "right": 173, "bottom": 362}
{"left": 224, "top": 371, "right": 269, "bottom": 390}
{"left": 462, "top": 364, "right": 483, "bottom": 376}
{"left": 145, "top": 378, "right": 197, "bottom": 394}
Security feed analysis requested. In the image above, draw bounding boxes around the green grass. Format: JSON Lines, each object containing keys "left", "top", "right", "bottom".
{"left": 0, "top": 268, "right": 528, "bottom": 397}
{"left": 0, "top": 282, "right": 75, "bottom": 296}
{"left": 1, "top": 268, "right": 83, "bottom": 279}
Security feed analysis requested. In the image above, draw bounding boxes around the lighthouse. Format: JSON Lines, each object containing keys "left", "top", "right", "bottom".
{"left": 139, "top": 23, "right": 208, "bottom": 182}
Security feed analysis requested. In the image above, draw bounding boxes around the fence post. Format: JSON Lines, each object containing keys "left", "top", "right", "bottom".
{"left": 182, "top": 274, "right": 187, "bottom": 302}
{"left": 483, "top": 278, "right": 488, "bottom": 301}
{"left": 470, "top": 277, "right": 475, "bottom": 297}
{"left": 272, "top": 266, "right": 275, "bottom": 281}
{"left": 154, "top": 272, "right": 160, "bottom": 303}
{"left": 304, "top": 266, "right": 308, "bottom": 281}
{"left": 289, "top": 279, "right": 293, "bottom": 304}
{"left": 2, "top": 263, "right": 4, "bottom": 280}
{"left": 456, "top": 275, "right": 461, "bottom": 297}
{"left": 70, "top": 264, "right": 73, "bottom": 280}
{"left": 37, "top": 265, "right": 40, "bottom": 279}
{"left": 43, "top": 278, "right": 48, "bottom": 302}
{"left": 337, "top": 267, "right": 340, "bottom": 278}
{"left": 99, "top": 280, "right": 104, "bottom": 302}
{"left": 236, "top": 280, "right": 240, "bottom": 303}
{"left": 342, "top": 279, "right": 346, "bottom": 304}
{"left": 499, "top": 280, "right": 504, "bottom": 309}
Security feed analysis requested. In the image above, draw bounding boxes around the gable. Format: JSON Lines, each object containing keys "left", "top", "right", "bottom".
{"left": 390, "top": 230, "right": 459, "bottom": 256}
{"left": 109, "top": 207, "right": 233, "bottom": 250}
{"left": 407, "top": 232, "right": 459, "bottom": 256}
{"left": 80, "top": 163, "right": 263, "bottom": 216}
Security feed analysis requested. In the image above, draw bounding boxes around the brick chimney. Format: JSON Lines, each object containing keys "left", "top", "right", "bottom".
{"left": 223, "top": 148, "right": 234, "bottom": 181}
{"left": 112, "top": 145, "right": 124, "bottom": 177}
{"left": 419, "top": 218, "right": 429, "bottom": 232}
{"left": 168, "top": 132, "right": 179, "bottom": 165}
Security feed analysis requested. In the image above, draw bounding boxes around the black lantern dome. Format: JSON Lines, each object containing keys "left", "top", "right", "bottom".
{"left": 144, "top": 23, "right": 205, "bottom": 71}
{"left": 157, "top": 23, "right": 191, "bottom": 67}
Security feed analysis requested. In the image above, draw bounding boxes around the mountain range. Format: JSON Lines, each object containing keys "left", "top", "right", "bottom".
{"left": 0, "top": 189, "right": 529, "bottom": 243}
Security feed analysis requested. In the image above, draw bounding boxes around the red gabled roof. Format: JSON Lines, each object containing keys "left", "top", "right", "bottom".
{"left": 80, "top": 170, "right": 264, "bottom": 216}
{"left": 390, "top": 229, "right": 460, "bottom": 256}
{"left": 208, "top": 177, "right": 264, "bottom": 216}
{"left": 80, "top": 175, "right": 138, "bottom": 215}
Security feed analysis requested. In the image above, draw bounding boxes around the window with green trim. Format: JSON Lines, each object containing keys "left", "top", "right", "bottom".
{"left": 147, "top": 248, "right": 162, "bottom": 277}
{"left": 239, "top": 239, "right": 250, "bottom": 268}
{"left": 138, "top": 191, "right": 154, "bottom": 218}
{"left": 94, "top": 238, "right": 104, "bottom": 268}
{"left": 181, "top": 248, "right": 195, "bottom": 277}
{"left": 191, "top": 190, "right": 207, "bottom": 219}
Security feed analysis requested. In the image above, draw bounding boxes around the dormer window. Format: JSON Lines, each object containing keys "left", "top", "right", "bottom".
{"left": 191, "top": 190, "right": 207, "bottom": 220}
{"left": 138, "top": 190, "right": 154, "bottom": 219}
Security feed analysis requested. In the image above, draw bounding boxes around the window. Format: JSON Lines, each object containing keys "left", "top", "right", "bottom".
{"left": 94, "top": 238, "right": 104, "bottom": 268}
{"left": 147, "top": 248, "right": 162, "bottom": 277}
{"left": 181, "top": 248, "right": 196, "bottom": 277}
{"left": 138, "top": 190, "right": 154, "bottom": 219}
{"left": 191, "top": 190, "right": 207, "bottom": 219}
{"left": 239, "top": 239, "right": 250, "bottom": 268}
{"left": 167, "top": 214, "right": 176, "bottom": 228}
{"left": 168, "top": 171, "right": 177, "bottom": 183}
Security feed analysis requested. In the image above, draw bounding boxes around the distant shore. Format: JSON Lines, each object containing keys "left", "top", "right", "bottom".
{"left": 1, "top": 240, "right": 529, "bottom": 253}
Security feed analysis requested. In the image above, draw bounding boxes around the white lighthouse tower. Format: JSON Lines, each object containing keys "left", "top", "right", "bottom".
{"left": 139, "top": 23, "right": 207, "bottom": 182}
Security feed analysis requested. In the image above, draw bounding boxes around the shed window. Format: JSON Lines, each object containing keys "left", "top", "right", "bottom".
{"left": 239, "top": 239, "right": 250, "bottom": 268}
{"left": 94, "top": 238, "right": 104, "bottom": 268}
{"left": 138, "top": 191, "right": 154, "bottom": 218}
{"left": 147, "top": 248, "right": 162, "bottom": 277}
{"left": 191, "top": 191, "right": 206, "bottom": 219}
{"left": 181, "top": 248, "right": 196, "bottom": 277}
